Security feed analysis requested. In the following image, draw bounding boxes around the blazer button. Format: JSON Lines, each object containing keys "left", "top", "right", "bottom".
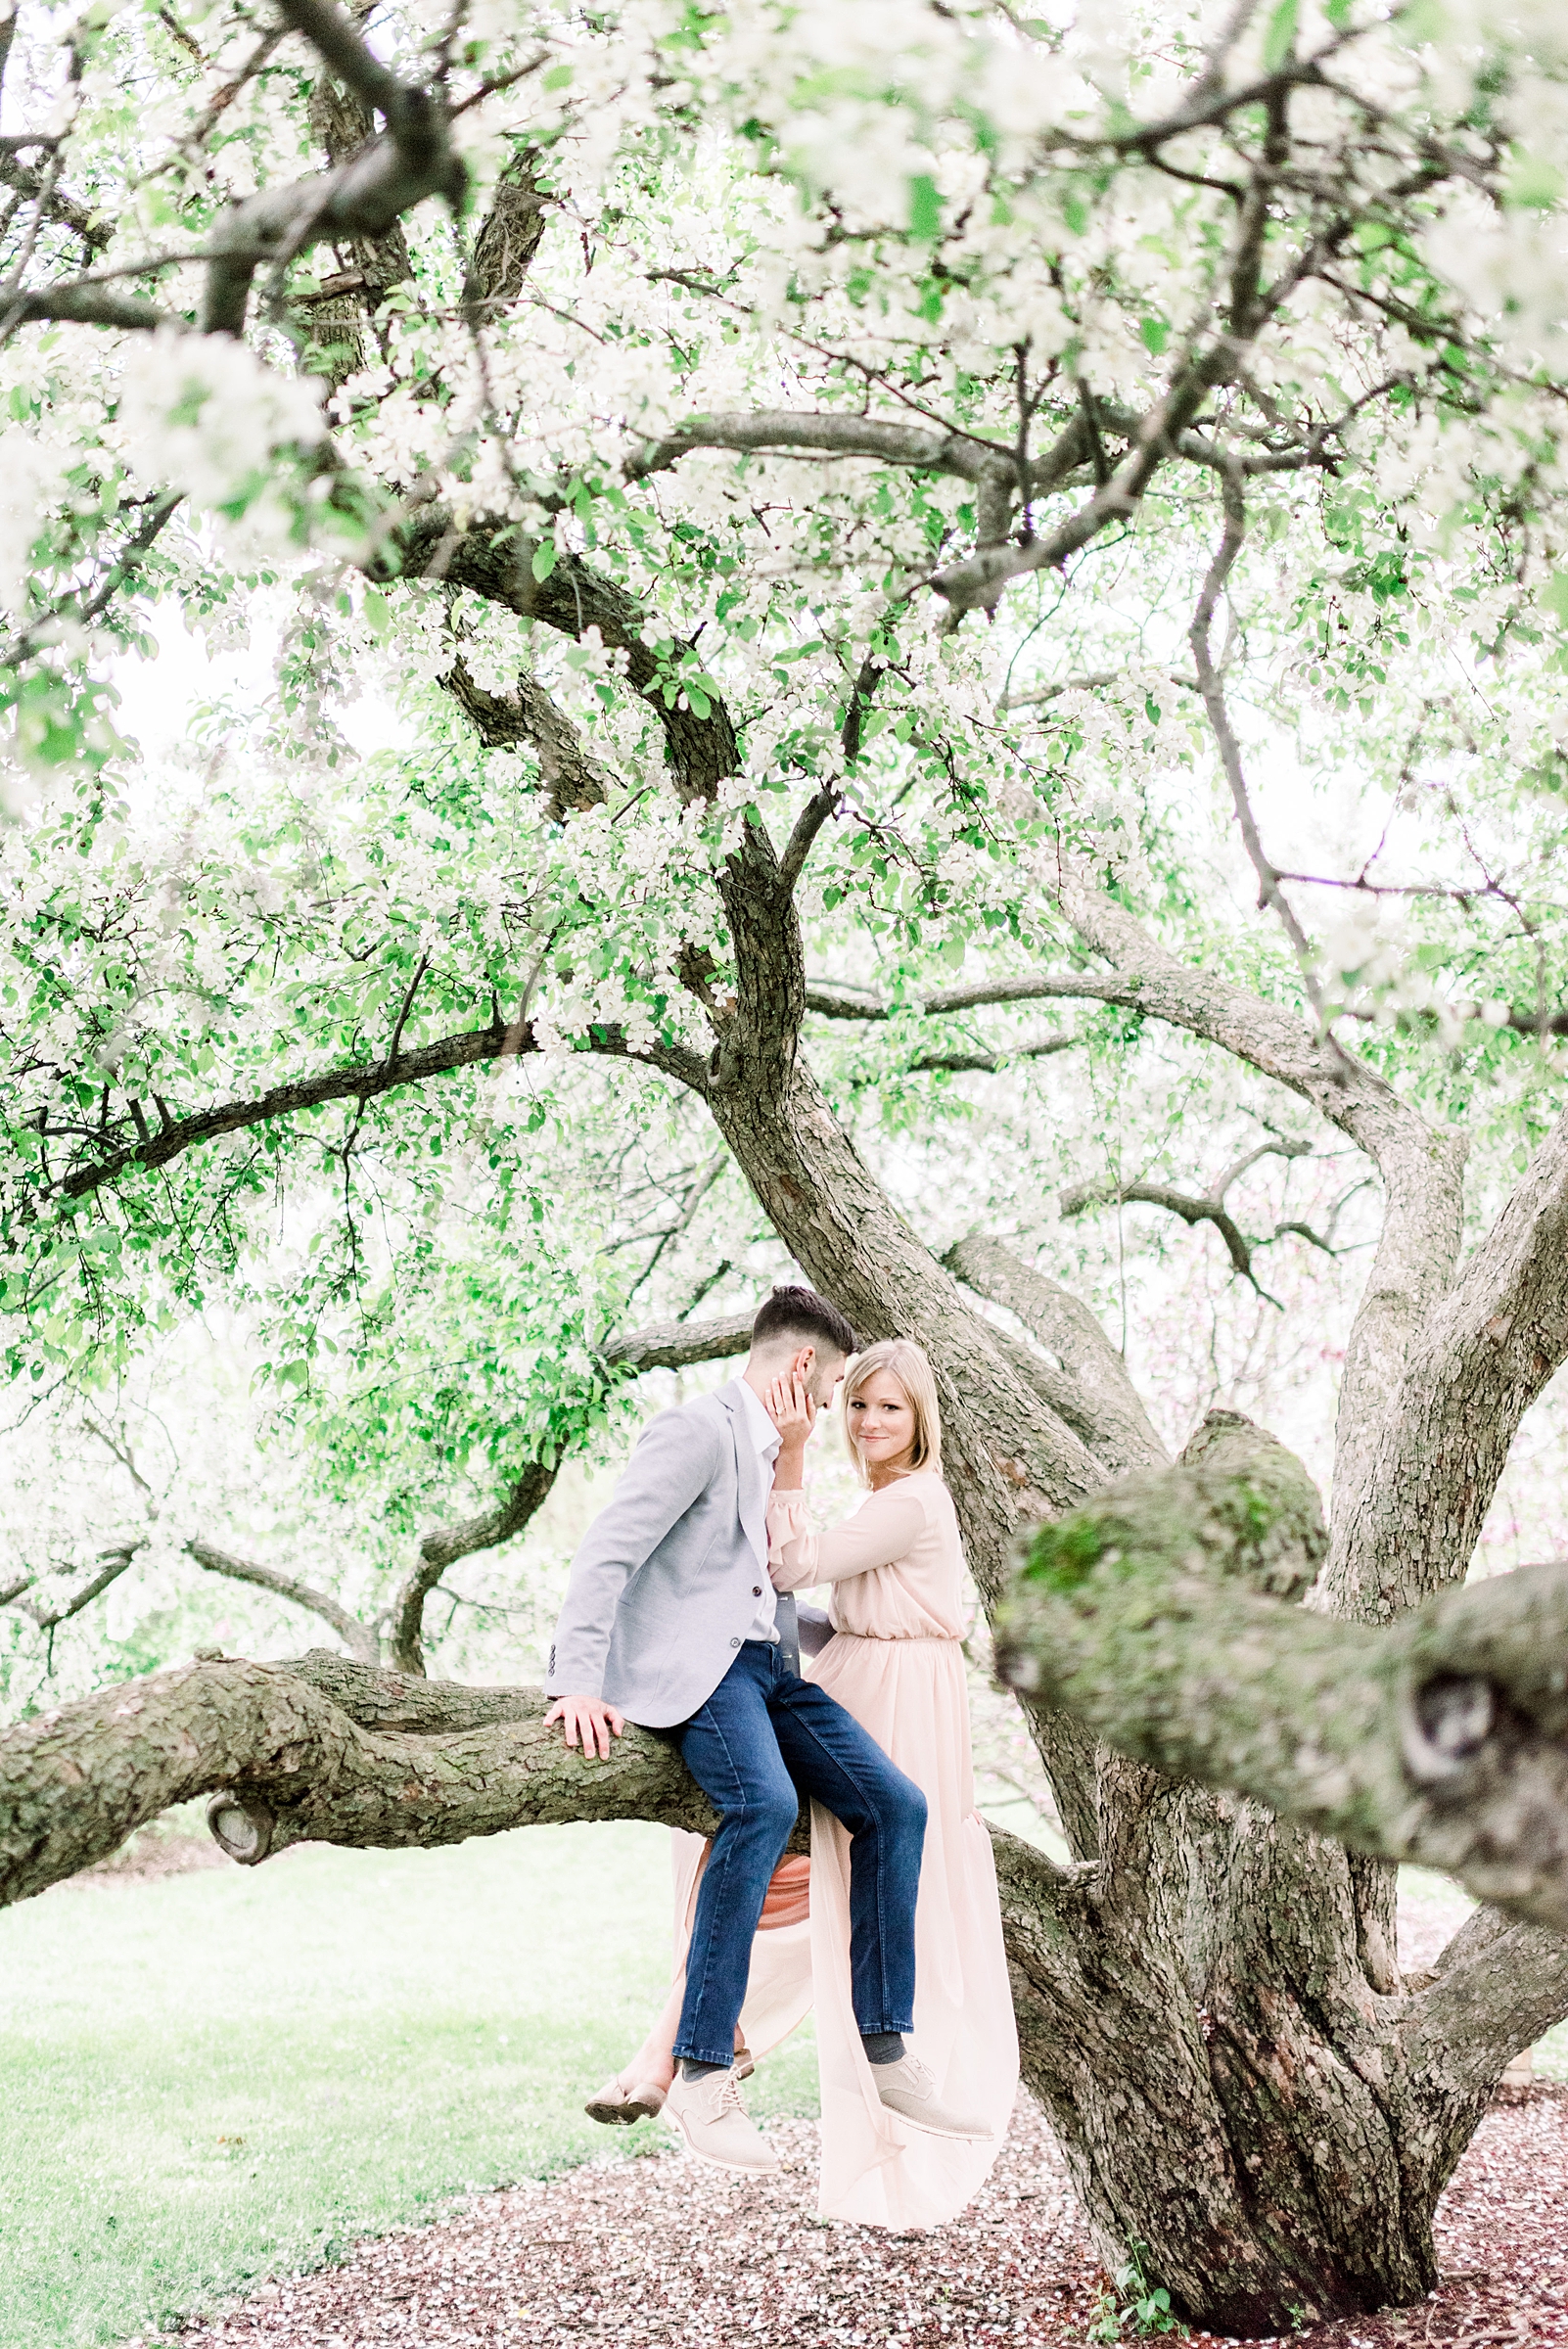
{"left": 729, "top": 1636, "right": 741, "bottom": 1648}
{"left": 752, "top": 1586, "right": 762, "bottom": 1597}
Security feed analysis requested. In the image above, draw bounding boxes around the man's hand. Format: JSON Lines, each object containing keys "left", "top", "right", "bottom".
{"left": 544, "top": 1694, "right": 625, "bottom": 1760}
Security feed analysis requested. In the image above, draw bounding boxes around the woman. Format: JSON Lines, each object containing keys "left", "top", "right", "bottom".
{"left": 765, "top": 1338, "right": 1018, "bottom": 2227}
{"left": 588, "top": 1341, "right": 1017, "bottom": 2227}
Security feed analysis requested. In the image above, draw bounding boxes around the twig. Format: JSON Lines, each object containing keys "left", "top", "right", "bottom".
{"left": 1187, "top": 469, "right": 1327, "bottom": 1018}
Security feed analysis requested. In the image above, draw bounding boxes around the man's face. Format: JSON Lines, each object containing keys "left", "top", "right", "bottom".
{"left": 800, "top": 1346, "right": 848, "bottom": 1413}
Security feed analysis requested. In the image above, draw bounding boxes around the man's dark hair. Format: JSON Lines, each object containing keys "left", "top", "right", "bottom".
{"left": 751, "top": 1284, "right": 856, "bottom": 1360}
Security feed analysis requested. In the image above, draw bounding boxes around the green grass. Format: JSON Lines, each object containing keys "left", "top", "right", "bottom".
{"left": 0, "top": 1823, "right": 819, "bottom": 2349}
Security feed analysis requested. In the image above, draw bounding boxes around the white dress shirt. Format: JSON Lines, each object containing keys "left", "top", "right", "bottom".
{"left": 735, "top": 1377, "right": 782, "bottom": 1643}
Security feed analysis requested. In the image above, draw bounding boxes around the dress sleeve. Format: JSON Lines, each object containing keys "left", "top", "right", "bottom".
{"left": 766, "top": 1485, "right": 931, "bottom": 1592}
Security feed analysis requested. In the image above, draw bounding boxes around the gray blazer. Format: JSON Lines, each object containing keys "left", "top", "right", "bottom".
{"left": 545, "top": 1380, "right": 775, "bottom": 1728}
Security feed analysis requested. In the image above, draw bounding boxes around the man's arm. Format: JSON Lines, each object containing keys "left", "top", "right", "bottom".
{"left": 544, "top": 1407, "right": 723, "bottom": 1756}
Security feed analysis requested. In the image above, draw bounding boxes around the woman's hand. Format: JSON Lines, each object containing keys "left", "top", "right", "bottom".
{"left": 765, "top": 1373, "right": 815, "bottom": 1491}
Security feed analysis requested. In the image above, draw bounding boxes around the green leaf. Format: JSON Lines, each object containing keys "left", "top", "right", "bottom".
{"left": 531, "top": 539, "right": 558, "bottom": 583}
{"left": 1541, "top": 571, "right": 1568, "bottom": 627}
{"left": 908, "top": 174, "right": 943, "bottom": 241}
{"left": 1140, "top": 315, "right": 1170, "bottom": 356}
{"left": 1506, "top": 149, "right": 1566, "bottom": 212}
{"left": 1262, "top": 0, "right": 1298, "bottom": 70}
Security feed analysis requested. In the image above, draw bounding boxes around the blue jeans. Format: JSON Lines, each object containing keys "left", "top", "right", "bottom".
{"left": 671, "top": 1638, "right": 927, "bottom": 2067}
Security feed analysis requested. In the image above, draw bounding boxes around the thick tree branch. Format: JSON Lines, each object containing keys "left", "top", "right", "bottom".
{"left": 406, "top": 530, "right": 740, "bottom": 804}
{"left": 808, "top": 969, "right": 1568, "bottom": 1044}
{"left": 442, "top": 656, "right": 615, "bottom": 818}
{"left": 624, "top": 407, "right": 1094, "bottom": 520}
{"left": 1329, "top": 1105, "right": 1568, "bottom": 1620}
{"left": 201, "top": 0, "right": 465, "bottom": 337}
{"left": 601, "top": 1310, "right": 755, "bottom": 1375}
{"left": 187, "top": 1537, "right": 381, "bottom": 1665}
{"left": 58, "top": 1018, "right": 522, "bottom": 1200}
{"left": 994, "top": 1416, "right": 1568, "bottom": 1931}
{"left": 943, "top": 1232, "right": 1166, "bottom": 1476}
{"left": 0, "top": 1652, "right": 726, "bottom": 1908}
{"left": 461, "top": 147, "right": 548, "bottom": 318}
{"left": 1047, "top": 867, "right": 1467, "bottom": 1616}
{"left": 8, "top": 284, "right": 168, "bottom": 332}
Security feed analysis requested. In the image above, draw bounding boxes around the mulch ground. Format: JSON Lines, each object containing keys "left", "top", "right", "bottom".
{"left": 151, "top": 2084, "right": 1567, "bottom": 2349}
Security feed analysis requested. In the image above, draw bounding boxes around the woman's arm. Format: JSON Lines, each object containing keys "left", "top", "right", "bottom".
{"left": 767, "top": 1485, "right": 931, "bottom": 1591}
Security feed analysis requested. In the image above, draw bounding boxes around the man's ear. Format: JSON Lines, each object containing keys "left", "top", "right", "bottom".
{"left": 793, "top": 1343, "right": 816, "bottom": 1381}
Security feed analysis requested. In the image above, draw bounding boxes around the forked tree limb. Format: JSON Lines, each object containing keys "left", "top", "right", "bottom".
{"left": 6, "top": 1542, "right": 145, "bottom": 1631}
{"left": 390, "top": 1312, "right": 755, "bottom": 1673}
{"left": 1401, "top": 1906, "right": 1568, "bottom": 2096}
{"left": 993, "top": 1417, "right": 1568, "bottom": 1931}
{"left": 391, "top": 1459, "right": 562, "bottom": 1674}
{"left": 805, "top": 971, "right": 1568, "bottom": 1042}
{"left": 52, "top": 1009, "right": 708, "bottom": 1206}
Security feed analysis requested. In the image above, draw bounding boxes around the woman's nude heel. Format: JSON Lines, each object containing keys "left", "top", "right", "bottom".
{"left": 584, "top": 2074, "right": 669, "bottom": 2126}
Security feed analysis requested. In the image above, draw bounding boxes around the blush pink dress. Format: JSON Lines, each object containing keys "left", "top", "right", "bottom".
{"left": 768, "top": 1470, "right": 1019, "bottom": 2227}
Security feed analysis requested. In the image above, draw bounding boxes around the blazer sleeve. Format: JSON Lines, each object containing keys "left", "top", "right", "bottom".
{"left": 546, "top": 1409, "right": 724, "bottom": 1698}
{"left": 766, "top": 1485, "right": 930, "bottom": 1592}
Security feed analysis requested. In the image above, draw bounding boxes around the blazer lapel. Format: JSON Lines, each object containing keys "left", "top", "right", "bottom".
{"left": 722, "top": 1380, "right": 770, "bottom": 1570}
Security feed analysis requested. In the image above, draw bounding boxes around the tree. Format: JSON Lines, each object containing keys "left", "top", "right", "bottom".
{"left": 4, "top": 0, "right": 1568, "bottom": 2329}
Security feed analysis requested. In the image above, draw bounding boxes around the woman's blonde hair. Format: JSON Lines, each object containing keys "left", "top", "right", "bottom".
{"left": 842, "top": 1339, "right": 944, "bottom": 1483}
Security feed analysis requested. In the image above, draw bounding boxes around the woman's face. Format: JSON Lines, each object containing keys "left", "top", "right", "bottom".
{"left": 848, "top": 1369, "right": 916, "bottom": 1474}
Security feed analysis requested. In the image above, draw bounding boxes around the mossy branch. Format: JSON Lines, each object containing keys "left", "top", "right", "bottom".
{"left": 993, "top": 1413, "right": 1568, "bottom": 1930}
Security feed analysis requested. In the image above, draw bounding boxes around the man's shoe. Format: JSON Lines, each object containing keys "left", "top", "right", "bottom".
{"left": 664, "top": 2065, "right": 780, "bottom": 2174}
{"left": 872, "top": 2052, "right": 993, "bottom": 2141}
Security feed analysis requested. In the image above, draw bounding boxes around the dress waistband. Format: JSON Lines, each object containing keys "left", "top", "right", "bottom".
{"left": 831, "top": 1631, "right": 962, "bottom": 1645}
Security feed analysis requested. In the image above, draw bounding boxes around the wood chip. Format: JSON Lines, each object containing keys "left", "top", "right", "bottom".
{"left": 156, "top": 2086, "right": 1568, "bottom": 2349}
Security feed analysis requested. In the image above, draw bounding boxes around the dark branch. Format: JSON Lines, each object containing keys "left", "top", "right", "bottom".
{"left": 54, "top": 1014, "right": 709, "bottom": 1205}
{"left": 1060, "top": 1139, "right": 1313, "bottom": 1296}
{"left": 6, "top": 1543, "right": 144, "bottom": 1631}
{"left": 188, "top": 1538, "right": 381, "bottom": 1665}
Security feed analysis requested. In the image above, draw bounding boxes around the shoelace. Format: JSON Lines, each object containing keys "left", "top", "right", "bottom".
{"left": 716, "top": 2070, "right": 748, "bottom": 2119}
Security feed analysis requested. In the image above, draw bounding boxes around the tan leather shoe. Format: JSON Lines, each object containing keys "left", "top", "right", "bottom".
{"left": 664, "top": 2065, "right": 780, "bottom": 2174}
{"left": 872, "top": 2052, "right": 992, "bottom": 2141}
{"left": 583, "top": 2074, "right": 668, "bottom": 2126}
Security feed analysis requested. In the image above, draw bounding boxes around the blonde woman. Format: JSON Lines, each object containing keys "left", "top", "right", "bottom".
{"left": 763, "top": 1338, "right": 1018, "bottom": 2227}
{"left": 589, "top": 1341, "right": 1017, "bottom": 2230}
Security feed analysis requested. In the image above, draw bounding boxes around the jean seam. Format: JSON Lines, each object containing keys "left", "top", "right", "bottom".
{"left": 678, "top": 1704, "right": 749, "bottom": 2060}
{"left": 777, "top": 1685, "right": 916, "bottom": 2033}
{"left": 675, "top": 1659, "right": 797, "bottom": 2063}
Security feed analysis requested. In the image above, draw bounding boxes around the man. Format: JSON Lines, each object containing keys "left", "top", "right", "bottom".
{"left": 545, "top": 1285, "right": 983, "bottom": 2172}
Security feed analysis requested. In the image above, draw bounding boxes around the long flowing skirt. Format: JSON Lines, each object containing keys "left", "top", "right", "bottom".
{"left": 669, "top": 1633, "right": 1018, "bottom": 2229}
